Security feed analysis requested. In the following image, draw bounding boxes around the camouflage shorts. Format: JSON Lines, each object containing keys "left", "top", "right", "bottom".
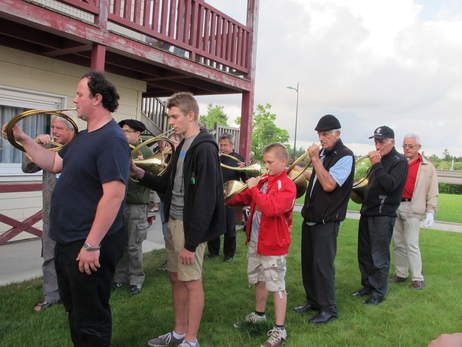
{"left": 247, "top": 241, "right": 287, "bottom": 292}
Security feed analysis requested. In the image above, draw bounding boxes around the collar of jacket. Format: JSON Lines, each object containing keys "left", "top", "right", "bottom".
{"left": 322, "top": 138, "right": 345, "bottom": 157}
{"left": 259, "top": 170, "right": 289, "bottom": 185}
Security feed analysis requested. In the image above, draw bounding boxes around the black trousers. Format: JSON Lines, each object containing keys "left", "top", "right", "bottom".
{"left": 358, "top": 215, "right": 396, "bottom": 298}
{"left": 55, "top": 231, "right": 125, "bottom": 347}
{"left": 207, "top": 206, "right": 236, "bottom": 257}
{"left": 301, "top": 221, "right": 339, "bottom": 313}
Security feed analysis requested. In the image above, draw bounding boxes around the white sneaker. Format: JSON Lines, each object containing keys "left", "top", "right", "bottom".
{"left": 233, "top": 312, "right": 267, "bottom": 328}
{"left": 147, "top": 331, "right": 183, "bottom": 346}
{"left": 261, "top": 327, "right": 287, "bottom": 347}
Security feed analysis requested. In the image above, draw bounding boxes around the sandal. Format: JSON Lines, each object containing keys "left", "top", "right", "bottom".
{"left": 33, "top": 301, "right": 56, "bottom": 312}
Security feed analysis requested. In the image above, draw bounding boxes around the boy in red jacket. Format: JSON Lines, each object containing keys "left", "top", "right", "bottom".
{"left": 228, "top": 143, "right": 296, "bottom": 347}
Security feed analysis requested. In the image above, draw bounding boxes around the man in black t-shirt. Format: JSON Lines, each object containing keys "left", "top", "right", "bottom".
{"left": 3, "top": 71, "right": 129, "bottom": 347}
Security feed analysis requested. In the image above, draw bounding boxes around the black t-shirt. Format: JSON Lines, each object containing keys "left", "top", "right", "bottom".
{"left": 50, "top": 120, "right": 130, "bottom": 244}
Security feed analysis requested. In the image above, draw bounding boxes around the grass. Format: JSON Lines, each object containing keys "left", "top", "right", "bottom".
{"left": 296, "top": 193, "right": 462, "bottom": 223}
{"left": 1, "top": 214, "right": 462, "bottom": 346}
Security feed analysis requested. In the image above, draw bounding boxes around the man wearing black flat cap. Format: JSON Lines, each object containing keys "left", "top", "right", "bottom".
{"left": 352, "top": 125, "right": 408, "bottom": 305}
{"left": 293, "top": 114, "right": 354, "bottom": 324}
{"left": 113, "top": 119, "right": 152, "bottom": 295}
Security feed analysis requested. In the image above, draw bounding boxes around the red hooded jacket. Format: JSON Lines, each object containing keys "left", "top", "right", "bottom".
{"left": 227, "top": 171, "right": 296, "bottom": 256}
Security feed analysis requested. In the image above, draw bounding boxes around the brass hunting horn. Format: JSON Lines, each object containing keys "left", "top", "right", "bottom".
{"left": 350, "top": 155, "right": 372, "bottom": 204}
{"left": 286, "top": 151, "right": 312, "bottom": 198}
{"left": 131, "top": 135, "right": 176, "bottom": 176}
{"left": 4, "top": 108, "right": 78, "bottom": 152}
{"left": 223, "top": 151, "right": 312, "bottom": 202}
{"left": 222, "top": 155, "right": 265, "bottom": 201}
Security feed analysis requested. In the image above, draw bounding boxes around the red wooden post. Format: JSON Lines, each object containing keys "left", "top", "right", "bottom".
{"left": 91, "top": 0, "right": 108, "bottom": 71}
{"left": 239, "top": 0, "right": 259, "bottom": 160}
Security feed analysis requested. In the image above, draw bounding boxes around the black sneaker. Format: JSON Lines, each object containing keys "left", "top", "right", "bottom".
{"left": 129, "top": 285, "right": 142, "bottom": 295}
{"left": 223, "top": 256, "right": 234, "bottom": 262}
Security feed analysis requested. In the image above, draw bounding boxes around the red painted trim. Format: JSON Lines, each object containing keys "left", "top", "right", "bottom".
{"left": 0, "top": 183, "right": 42, "bottom": 193}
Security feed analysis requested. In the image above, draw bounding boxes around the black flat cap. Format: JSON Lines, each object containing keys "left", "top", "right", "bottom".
{"left": 315, "top": 114, "right": 341, "bottom": 131}
{"left": 118, "top": 119, "right": 146, "bottom": 132}
{"left": 369, "top": 126, "right": 394, "bottom": 140}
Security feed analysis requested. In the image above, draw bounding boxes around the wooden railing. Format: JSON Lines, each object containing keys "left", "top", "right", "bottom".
{"left": 0, "top": 183, "right": 43, "bottom": 245}
{"left": 59, "top": 0, "right": 251, "bottom": 74}
{"left": 142, "top": 97, "right": 169, "bottom": 134}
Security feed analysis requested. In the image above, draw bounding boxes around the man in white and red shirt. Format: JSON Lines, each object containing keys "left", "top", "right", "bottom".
{"left": 392, "top": 134, "right": 438, "bottom": 290}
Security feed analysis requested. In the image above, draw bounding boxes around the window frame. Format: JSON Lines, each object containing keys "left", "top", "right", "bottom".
{"left": 0, "top": 85, "right": 66, "bottom": 182}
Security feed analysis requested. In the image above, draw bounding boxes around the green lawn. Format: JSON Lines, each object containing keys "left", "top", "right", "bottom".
{"left": 1, "top": 214, "right": 462, "bottom": 346}
{"left": 297, "top": 193, "right": 462, "bottom": 223}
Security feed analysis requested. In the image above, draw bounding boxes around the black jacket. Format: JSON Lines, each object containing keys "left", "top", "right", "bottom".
{"left": 360, "top": 147, "right": 408, "bottom": 217}
{"left": 220, "top": 151, "right": 246, "bottom": 183}
{"left": 302, "top": 139, "right": 354, "bottom": 223}
{"left": 139, "top": 129, "right": 225, "bottom": 251}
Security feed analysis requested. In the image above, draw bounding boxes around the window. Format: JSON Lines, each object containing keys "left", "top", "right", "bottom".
{"left": 0, "top": 86, "right": 65, "bottom": 181}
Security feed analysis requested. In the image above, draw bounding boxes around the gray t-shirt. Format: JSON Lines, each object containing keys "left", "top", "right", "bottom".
{"left": 170, "top": 134, "right": 197, "bottom": 220}
{"left": 250, "top": 182, "right": 268, "bottom": 243}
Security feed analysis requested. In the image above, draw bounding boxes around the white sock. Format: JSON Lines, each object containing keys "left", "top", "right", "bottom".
{"left": 172, "top": 331, "right": 185, "bottom": 339}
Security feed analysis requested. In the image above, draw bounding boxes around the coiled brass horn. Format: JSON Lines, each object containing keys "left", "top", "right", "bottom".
{"left": 4, "top": 108, "right": 78, "bottom": 152}
{"left": 350, "top": 155, "right": 372, "bottom": 204}
{"left": 220, "top": 154, "right": 264, "bottom": 179}
{"left": 131, "top": 136, "right": 175, "bottom": 176}
{"left": 223, "top": 151, "right": 312, "bottom": 202}
{"left": 286, "top": 151, "right": 312, "bottom": 198}
{"left": 221, "top": 153, "right": 266, "bottom": 201}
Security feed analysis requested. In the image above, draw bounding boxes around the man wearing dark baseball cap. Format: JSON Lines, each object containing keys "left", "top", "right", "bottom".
{"left": 118, "top": 119, "right": 146, "bottom": 133}
{"left": 352, "top": 125, "right": 408, "bottom": 305}
{"left": 113, "top": 119, "right": 152, "bottom": 295}
{"left": 294, "top": 114, "right": 354, "bottom": 324}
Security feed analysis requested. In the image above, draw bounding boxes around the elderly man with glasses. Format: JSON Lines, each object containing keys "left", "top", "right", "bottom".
{"left": 392, "top": 134, "right": 438, "bottom": 290}
{"left": 352, "top": 126, "right": 408, "bottom": 305}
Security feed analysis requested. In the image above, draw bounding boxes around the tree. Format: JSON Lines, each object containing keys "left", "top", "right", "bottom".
{"left": 442, "top": 148, "right": 451, "bottom": 161}
{"left": 199, "top": 104, "right": 228, "bottom": 130}
{"left": 250, "top": 104, "right": 289, "bottom": 161}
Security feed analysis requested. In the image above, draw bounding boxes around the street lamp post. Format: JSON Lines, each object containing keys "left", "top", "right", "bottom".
{"left": 287, "top": 82, "right": 299, "bottom": 158}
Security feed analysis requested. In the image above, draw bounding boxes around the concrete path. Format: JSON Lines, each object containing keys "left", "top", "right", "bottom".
{"left": 293, "top": 205, "right": 462, "bottom": 233}
{"left": 1, "top": 207, "right": 460, "bottom": 286}
{"left": 0, "top": 211, "right": 165, "bottom": 287}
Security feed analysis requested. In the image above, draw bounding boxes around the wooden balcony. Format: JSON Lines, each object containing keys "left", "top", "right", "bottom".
{"left": 0, "top": 0, "right": 257, "bottom": 97}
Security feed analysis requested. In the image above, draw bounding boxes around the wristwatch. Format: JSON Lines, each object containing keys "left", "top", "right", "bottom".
{"left": 82, "top": 242, "right": 101, "bottom": 251}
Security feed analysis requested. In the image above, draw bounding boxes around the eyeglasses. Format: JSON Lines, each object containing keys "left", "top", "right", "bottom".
{"left": 403, "top": 144, "right": 418, "bottom": 149}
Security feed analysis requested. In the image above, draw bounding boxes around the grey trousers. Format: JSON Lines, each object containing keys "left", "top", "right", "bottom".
{"left": 114, "top": 204, "right": 149, "bottom": 286}
{"left": 42, "top": 222, "right": 60, "bottom": 303}
{"left": 393, "top": 202, "right": 424, "bottom": 281}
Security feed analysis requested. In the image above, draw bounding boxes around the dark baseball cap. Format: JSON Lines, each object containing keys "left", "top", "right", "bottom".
{"left": 118, "top": 119, "right": 146, "bottom": 132}
{"left": 369, "top": 126, "right": 394, "bottom": 140}
{"left": 315, "top": 114, "right": 341, "bottom": 132}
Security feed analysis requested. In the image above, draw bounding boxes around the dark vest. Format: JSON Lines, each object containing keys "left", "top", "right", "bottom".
{"left": 302, "top": 139, "right": 354, "bottom": 223}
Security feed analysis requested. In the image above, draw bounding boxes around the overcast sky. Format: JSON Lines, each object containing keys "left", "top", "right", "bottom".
{"left": 197, "top": 0, "right": 462, "bottom": 157}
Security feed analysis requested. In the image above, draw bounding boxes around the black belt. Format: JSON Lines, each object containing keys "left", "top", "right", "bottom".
{"left": 401, "top": 198, "right": 412, "bottom": 202}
